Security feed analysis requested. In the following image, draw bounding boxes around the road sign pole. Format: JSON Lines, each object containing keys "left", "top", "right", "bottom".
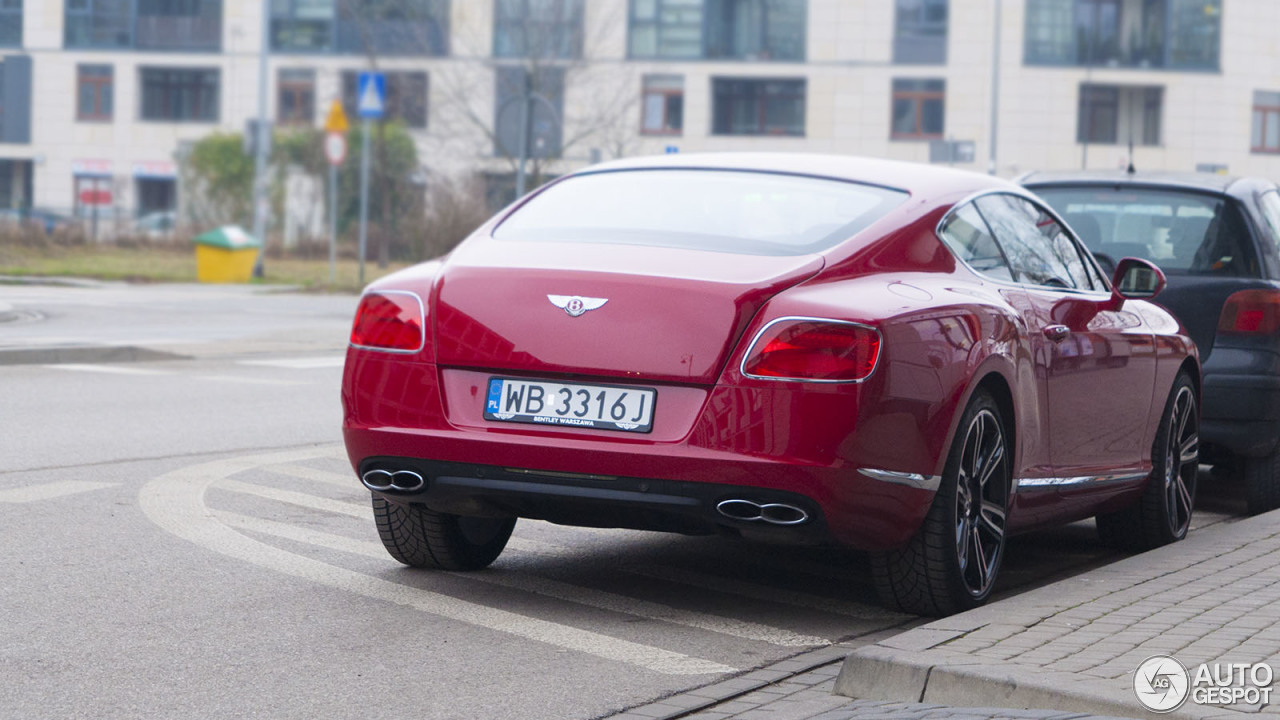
{"left": 329, "top": 163, "right": 337, "bottom": 284}
{"left": 358, "top": 118, "right": 371, "bottom": 287}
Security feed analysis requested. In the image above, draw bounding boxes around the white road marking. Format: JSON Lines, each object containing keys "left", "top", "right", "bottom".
{"left": 192, "top": 375, "right": 309, "bottom": 386}
{"left": 219, "top": 478, "right": 369, "bottom": 518}
{"left": 0, "top": 481, "right": 119, "bottom": 503}
{"left": 238, "top": 357, "right": 347, "bottom": 369}
{"left": 264, "top": 463, "right": 358, "bottom": 489}
{"left": 627, "top": 565, "right": 904, "bottom": 621}
{"left": 217, "top": 511, "right": 826, "bottom": 648}
{"left": 140, "top": 448, "right": 733, "bottom": 676}
{"left": 45, "top": 364, "right": 174, "bottom": 376}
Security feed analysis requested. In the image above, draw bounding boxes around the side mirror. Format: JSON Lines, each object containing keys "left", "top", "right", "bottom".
{"left": 1110, "top": 257, "right": 1166, "bottom": 307}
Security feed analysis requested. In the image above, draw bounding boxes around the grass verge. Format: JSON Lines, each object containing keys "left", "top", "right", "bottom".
{"left": 0, "top": 243, "right": 411, "bottom": 293}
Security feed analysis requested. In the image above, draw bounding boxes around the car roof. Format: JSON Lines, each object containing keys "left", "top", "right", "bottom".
{"left": 1020, "top": 169, "right": 1276, "bottom": 196}
{"left": 583, "top": 152, "right": 1013, "bottom": 198}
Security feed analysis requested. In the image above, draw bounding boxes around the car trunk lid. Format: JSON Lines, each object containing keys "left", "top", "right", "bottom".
{"left": 433, "top": 238, "right": 824, "bottom": 384}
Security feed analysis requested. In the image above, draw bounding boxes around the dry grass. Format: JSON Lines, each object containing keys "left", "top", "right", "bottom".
{"left": 0, "top": 241, "right": 412, "bottom": 293}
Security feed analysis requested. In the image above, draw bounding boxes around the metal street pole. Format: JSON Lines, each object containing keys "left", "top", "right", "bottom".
{"left": 515, "top": 68, "right": 531, "bottom": 200}
{"left": 251, "top": 0, "right": 270, "bottom": 278}
{"left": 988, "top": 0, "right": 1002, "bottom": 176}
{"left": 358, "top": 119, "right": 371, "bottom": 287}
{"left": 329, "top": 163, "right": 337, "bottom": 284}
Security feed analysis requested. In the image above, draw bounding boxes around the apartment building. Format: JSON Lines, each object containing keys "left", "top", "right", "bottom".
{"left": 0, "top": 0, "right": 1277, "bottom": 221}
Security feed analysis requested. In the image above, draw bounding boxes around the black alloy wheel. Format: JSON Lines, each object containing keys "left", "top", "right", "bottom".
{"left": 954, "top": 407, "right": 1009, "bottom": 600}
{"left": 1162, "top": 383, "right": 1198, "bottom": 538}
{"left": 872, "top": 391, "right": 1011, "bottom": 616}
{"left": 1097, "top": 371, "right": 1198, "bottom": 551}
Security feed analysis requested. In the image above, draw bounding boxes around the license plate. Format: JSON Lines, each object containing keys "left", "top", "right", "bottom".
{"left": 484, "top": 377, "right": 656, "bottom": 433}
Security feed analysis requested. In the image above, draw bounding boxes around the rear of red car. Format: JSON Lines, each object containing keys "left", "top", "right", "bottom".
{"left": 341, "top": 166, "right": 944, "bottom": 550}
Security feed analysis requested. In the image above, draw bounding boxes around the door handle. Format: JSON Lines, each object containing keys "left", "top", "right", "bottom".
{"left": 1043, "top": 325, "right": 1071, "bottom": 343}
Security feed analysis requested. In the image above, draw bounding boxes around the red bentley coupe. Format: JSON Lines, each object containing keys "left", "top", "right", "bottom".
{"left": 342, "top": 154, "right": 1199, "bottom": 616}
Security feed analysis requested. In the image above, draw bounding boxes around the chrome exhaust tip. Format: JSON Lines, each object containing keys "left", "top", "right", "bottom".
{"left": 715, "top": 499, "right": 809, "bottom": 526}
{"left": 361, "top": 469, "right": 425, "bottom": 493}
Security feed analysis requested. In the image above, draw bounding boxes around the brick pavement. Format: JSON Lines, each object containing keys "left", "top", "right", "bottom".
{"left": 837, "top": 509, "right": 1280, "bottom": 719}
{"left": 607, "top": 510, "right": 1280, "bottom": 720}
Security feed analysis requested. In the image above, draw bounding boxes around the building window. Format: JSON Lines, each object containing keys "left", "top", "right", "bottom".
{"left": 495, "top": 0, "right": 583, "bottom": 59}
{"left": 66, "top": 0, "right": 222, "bottom": 51}
{"left": 629, "top": 0, "right": 805, "bottom": 61}
{"left": 1078, "top": 84, "right": 1162, "bottom": 145}
{"left": 341, "top": 70, "right": 428, "bottom": 128}
{"left": 137, "top": 177, "right": 176, "bottom": 216}
{"left": 705, "top": 0, "right": 805, "bottom": 61}
{"left": 630, "top": 0, "right": 705, "bottom": 59}
{"left": 494, "top": 66, "right": 565, "bottom": 158}
{"left": 277, "top": 69, "right": 315, "bottom": 125}
{"left": 1252, "top": 91, "right": 1280, "bottom": 154}
{"left": 711, "top": 78, "right": 805, "bottom": 136}
{"left": 894, "top": 0, "right": 947, "bottom": 65}
{"left": 1024, "top": 0, "right": 1219, "bottom": 71}
{"left": 77, "top": 64, "right": 113, "bottom": 122}
{"left": 65, "top": 0, "right": 133, "bottom": 49}
{"left": 140, "top": 68, "right": 219, "bottom": 123}
{"left": 641, "top": 75, "right": 683, "bottom": 135}
{"left": 0, "top": 0, "right": 22, "bottom": 48}
{"left": 891, "top": 78, "right": 944, "bottom": 140}
{"left": 271, "top": 0, "right": 334, "bottom": 51}
{"left": 135, "top": 0, "right": 222, "bottom": 51}
{"left": 272, "top": 0, "right": 448, "bottom": 55}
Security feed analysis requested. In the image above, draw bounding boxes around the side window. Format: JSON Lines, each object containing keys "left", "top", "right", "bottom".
{"left": 1253, "top": 190, "right": 1280, "bottom": 265}
{"left": 938, "top": 202, "right": 1014, "bottom": 282}
{"left": 975, "top": 194, "right": 1093, "bottom": 290}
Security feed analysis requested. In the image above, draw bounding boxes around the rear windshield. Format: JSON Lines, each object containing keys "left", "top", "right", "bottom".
{"left": 493, "top": 170, "right": 908, "bottom": 256}
{"left": 1033, "top": 186, "right": 1260, "bottom": 277}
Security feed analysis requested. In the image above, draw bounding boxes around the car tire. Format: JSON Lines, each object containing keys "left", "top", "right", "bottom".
{"left": 372, "top": 496, "right": 516, "bottom": 571}
{"left": 1096, "top": 372, "right": 1198, "bottom": 551}
{"left": 872, "top": 391, "right": 1011, "bottom": 616}
{"left": 1244, "top": 449, "right": 1280, "bottom": 515}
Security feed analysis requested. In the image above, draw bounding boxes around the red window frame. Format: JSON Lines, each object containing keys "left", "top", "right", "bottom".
{"left": 1253, "top": 103, "right": 1280, "bottom": 154}
{"left": 77, "top": 65, "right": 113, "bottom": 122}
{"left": 640, "top": 86, "right": 682, "bottom": 136}
{"left": 890, "top": 84, "right": 944, "bottom": 140}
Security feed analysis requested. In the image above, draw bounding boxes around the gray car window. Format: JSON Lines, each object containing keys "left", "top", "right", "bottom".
{"left": 1256, "top": 190, "right": 1280, "bottom": 263}
{"left": 938, "top": 202, "right": 1014, "bottom": 283}
{"left": 974, "top": 194, "right": 1093, "bottom": 290}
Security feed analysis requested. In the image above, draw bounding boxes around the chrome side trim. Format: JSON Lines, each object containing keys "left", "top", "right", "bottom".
{"left": 740, "top": 316, "right": 883, "bottom": 384}
{"left": 1016, "top": 472, "right": 1148, "bottom": 490}
{"left": 858, "top": 468, "right": 941, "bottom": 492}
{"left": 349, "top": 289, "right": 427, "bottom": 354}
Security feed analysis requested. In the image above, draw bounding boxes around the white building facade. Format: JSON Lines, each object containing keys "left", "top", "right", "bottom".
{"left": 0, "top": 0, "right": 1278, "bottom": 221}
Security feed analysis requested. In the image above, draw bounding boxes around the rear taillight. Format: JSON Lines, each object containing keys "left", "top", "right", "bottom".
{"left": 350, "top": 291, "right": 426, "bottom": 352}
{"left": 742, "top": 318, "right": 882, "bottom": 382}
{"left": 1218, "top": 289, "right": 1280, "bottom": 336}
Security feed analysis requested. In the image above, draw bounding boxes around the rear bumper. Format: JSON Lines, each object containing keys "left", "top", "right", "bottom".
{"left": 358, "top": 457, "right": 837, "bottom": 544}
{"left": 1200, "top": 354, "right": 1280, "bottom": 458}
{"left": 341, "top": 352, "right": 940, "bottom": 550}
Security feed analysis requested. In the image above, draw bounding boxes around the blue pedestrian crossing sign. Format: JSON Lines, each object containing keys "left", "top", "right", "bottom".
{"left": 357, "top": 72, "right": 386, "bottom": 120}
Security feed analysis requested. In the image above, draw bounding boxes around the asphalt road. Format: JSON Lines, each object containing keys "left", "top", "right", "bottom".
{"left": 0, "top": 280, "right": 1236, "bottom": 720}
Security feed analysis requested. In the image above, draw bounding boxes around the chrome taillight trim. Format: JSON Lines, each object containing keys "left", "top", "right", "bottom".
{"left": 349, "top": 289, "right": 427, "bottom": 355}
{"left": 739, "top": 316, "right": 883, "bottom": 384}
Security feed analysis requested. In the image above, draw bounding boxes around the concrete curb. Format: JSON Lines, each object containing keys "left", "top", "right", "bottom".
{"left": 0, "top": 345, "right": 189, "bottom": 366}
{"left": 835, "top": 511, "right": 1280, "bottom": 720}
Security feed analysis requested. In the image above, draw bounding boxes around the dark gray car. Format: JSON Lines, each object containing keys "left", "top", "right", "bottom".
{"left": 1023, "top": 171, "right": 1280, "bottom": 514}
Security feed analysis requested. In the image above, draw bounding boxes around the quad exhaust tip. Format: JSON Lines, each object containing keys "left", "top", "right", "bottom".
{"left": 361, "top": 469, "right": 426, "bottom": 493}
{"left": 715, "top": 499, "right": 809, "bottom": 526}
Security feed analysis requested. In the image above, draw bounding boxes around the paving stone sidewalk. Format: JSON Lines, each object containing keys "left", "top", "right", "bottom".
{"left": 607, "top": 509, "right": 1280, "bottom": 720}
{"left": 837, "top": 509, "right": 1280, "bottom": 720}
